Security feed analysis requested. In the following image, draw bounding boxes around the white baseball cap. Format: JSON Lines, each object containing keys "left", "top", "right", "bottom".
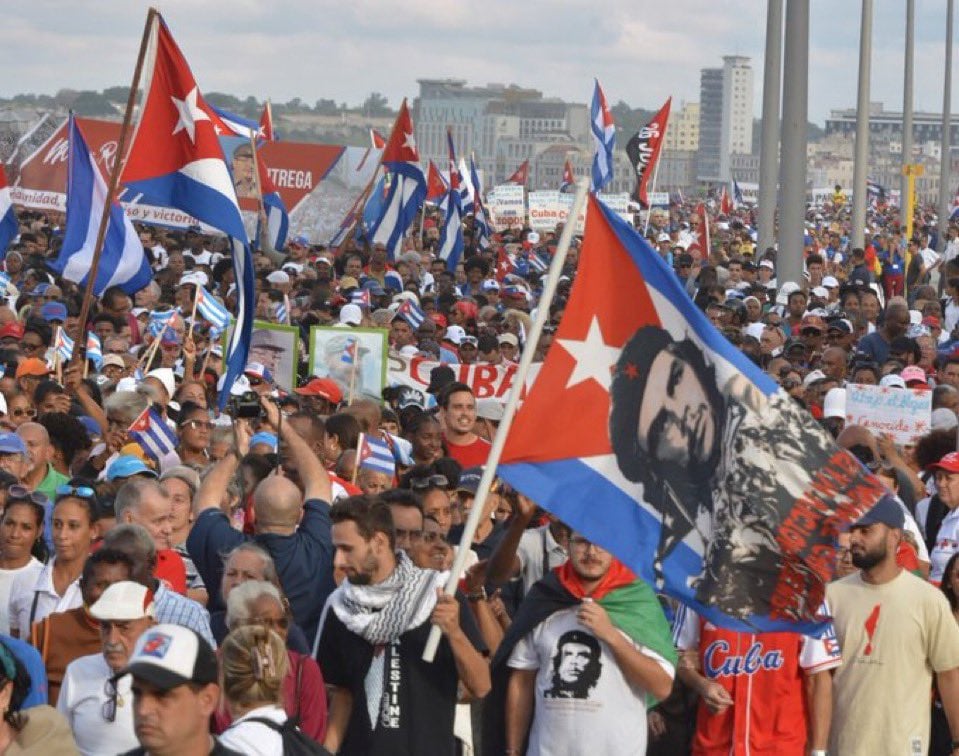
{"left": 90, "top": 581, "right": 155, "bottom": 621}
{"left": 116, "top": 624, "right": 218, "bottom": 691}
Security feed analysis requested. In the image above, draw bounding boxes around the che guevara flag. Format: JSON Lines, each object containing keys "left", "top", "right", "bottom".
{"left": 625, "top": 97, "right": 671, "bottom": 208}
{"left": 497, "top": 195, "right": 887, "bottom": 634}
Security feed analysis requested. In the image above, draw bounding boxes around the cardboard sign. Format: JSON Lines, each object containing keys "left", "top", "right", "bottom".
{"left": 844, "top": 383, "right": 932, "bottom": 445}
{"left": 487, "top": 184, "right": 526, "bottom": 230}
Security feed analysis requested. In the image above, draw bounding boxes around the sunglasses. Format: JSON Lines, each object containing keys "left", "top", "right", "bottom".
{"left": 410, "top": 474, "right": 449, "bottom": 491}
{"left": 247, "top": 378, "right": 264, "bottom": 387}
{"left": 801, "top": 328, "right": 823, "bottom": 337}
{"left": 180, "top": 419, "right": 213, "bottom": 431}
{"left": 55, "top": 484, "right": 96, "bottom": 500}
{"left": 11, "top": 408, "right": 36, "bottom": 419}
{"left": 102, "top": 679, "right": 118, "bottom": 723}
{"left": 782, "top": 379, "right": 801, "bottom": 390}
{"left": 6, "top": 486, "right": 49, "bottom": 506}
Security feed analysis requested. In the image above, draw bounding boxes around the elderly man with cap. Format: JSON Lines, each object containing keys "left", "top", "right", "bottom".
{"left": 827, "top": 495, "right": 959, "bottom": 756}
{"left": 58, "top": 581, "right": 156, "bottom": 755}
{"left": 295, "top": 377, "right": 343, "bottom": 416}
{"left": 117, "top": 624, "right": 240, "bottom": 756}
{"left": 247, "top": 328, "right": 287, "bottom": 378}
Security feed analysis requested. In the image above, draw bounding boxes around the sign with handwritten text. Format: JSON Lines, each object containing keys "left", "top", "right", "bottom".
{"left": 845, "top": 383, "right": 932, "bottom": 445}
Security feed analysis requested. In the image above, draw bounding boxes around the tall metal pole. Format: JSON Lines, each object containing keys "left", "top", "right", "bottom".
{"left": 778, "top": 0, "right": 809, "bottom": 285}
{"left": 851, "top": 0, "right": 873, "bottom": 250}
{"left": 758, "top": 0, "right": 783, "bottom": 255}
{"left": 901, "top": 0, "right": 915, "bottom": 236}
{"left": 939, "top": 0, "right": 955, "bottom": 254}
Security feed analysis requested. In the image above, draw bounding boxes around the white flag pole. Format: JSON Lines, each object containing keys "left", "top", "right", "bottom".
{"left": 422, "top": 178, "right": 591, "bottom": 662}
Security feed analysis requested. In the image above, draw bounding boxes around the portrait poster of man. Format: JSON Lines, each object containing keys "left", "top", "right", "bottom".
{"left": 221, "top": 320, "right": 299, "bottom": 392}
{"left": 308, "top": 325, "right": 388, "bottom": 402}
{"left": 498, "top": 195, "right": 888, "bottom": 635}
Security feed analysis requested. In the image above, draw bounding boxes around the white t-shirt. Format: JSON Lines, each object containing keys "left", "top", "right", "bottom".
{"left": 507, "top": 606, "right": 674, "bottom": 756}
{"left": 57, "top": 652, "right": 137, "bottom": 756}
{"left": 0, "top": 558, "right": 41, "bottom": 635}
{"left": 8, "top": 559, "right": 82, "bottom": 638}
{"left": 930, "top": 506, "right": 959, "bottom": 584}
{"left": 516, "top": 524, "right": 568, "bottom": 595}
{"left": 218, "top": 704, "right": 286, "bottom": 756}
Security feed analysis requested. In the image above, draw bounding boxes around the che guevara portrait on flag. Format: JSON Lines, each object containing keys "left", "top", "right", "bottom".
{"left": 608, "top": 324, "right": 835, "bottom": 620}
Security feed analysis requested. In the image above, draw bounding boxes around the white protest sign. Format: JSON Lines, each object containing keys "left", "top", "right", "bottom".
{"left": 528, "top": 191, "right": 588, "bottom": 234}
{"left": 597, "top": 193, "right": 636, "bottom": 226}
{"left": 388, "top": 353, "right": 541, "bottom": 400}
{"left": 647, "top": 191, "right": 670, "bottom": 207}
{"left": 487, "top": 184, "right": 526, "bottom": 230}
{"left": 844, "top": 383, "right": 932, "bottom": 445}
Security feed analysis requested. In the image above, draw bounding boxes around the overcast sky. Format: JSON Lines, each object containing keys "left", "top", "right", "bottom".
{"left": 1, "top": 1, "right": 956, "bottom": 125}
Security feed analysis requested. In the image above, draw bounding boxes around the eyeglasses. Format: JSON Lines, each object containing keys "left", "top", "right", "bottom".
{"left": 410, "top": 474, "right": 449, "bottom": 491}
{"left": 180, "top": 420, "right": 213, "bottom": 431}
{"left": 782, "top": 379, "right": 801, "bottom": 390}
{"left": 6, "top": 486, "right": 49, "bottom": 506}
{"left": 102, "top": 678, "right": 119, "bottom": 723}
{"left": 55, "top": 484, "right": 96, "bottom": 500}
{"left": 11, "top": 408, "right": 36, "bottom": 419}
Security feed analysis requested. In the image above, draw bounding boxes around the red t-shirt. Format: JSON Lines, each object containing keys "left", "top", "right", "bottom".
{"left": 444, "top": 435, "right": 492, "bottom": 468}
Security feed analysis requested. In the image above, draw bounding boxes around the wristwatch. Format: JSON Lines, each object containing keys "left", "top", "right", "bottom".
{"left": 466, "top": 587, "right": 487, "bottom": 602}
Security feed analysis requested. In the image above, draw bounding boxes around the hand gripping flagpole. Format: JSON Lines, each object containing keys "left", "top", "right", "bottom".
{"left": 70, "top": 7, "right": 158, "bottom": 366}
{"left": 423, "top": 177, "right": 591, "bottom": 662}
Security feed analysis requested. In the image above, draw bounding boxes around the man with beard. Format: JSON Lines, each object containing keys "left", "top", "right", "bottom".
{"left": 500, "top": 533, "right": 674, "bottom": 756}
{"left": 608, "top": 325, "right": 826, "bottom": 621}
{"left": 827, "top": 495, "right": 959, "bottom": 755}
{"left": 316, "top": 495, "right": 489, "bottom": 755}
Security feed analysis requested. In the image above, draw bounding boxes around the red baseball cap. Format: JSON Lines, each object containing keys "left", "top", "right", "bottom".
{"left": 930, "top": 452, "right": 959, "bottom": 474}
{"left": 295, "top": 377, "right": 343, "bottom": 405}
{"left": 922, "top": 316, "right": 942, "bottom": 329}
{"left": 430, "top": 313, "right": 448, "bottom": 329}
{"left": 0, "top": 323, "right": 24, "bottom": 341}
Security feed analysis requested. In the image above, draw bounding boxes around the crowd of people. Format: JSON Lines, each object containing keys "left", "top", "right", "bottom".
{"left": 0, "top": 192, "right": 955, "bottom": 755}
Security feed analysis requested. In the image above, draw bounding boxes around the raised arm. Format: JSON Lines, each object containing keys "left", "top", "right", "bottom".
{"left": 263, "top": 397, "right": 332, "bottom": 503}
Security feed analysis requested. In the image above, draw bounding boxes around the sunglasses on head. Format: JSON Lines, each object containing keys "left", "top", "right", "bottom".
{"left": 6, "top": 486, "right": 49, "bottom": 506}
{"left": 410, "top": 474, "right": 449, "bottom": 491}
{"left": 55, "top": 484, "right": 96, "bottom": 500}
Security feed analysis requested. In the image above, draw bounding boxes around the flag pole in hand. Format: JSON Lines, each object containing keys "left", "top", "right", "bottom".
{"left": 422, "top": 178, "right": 590, "bottom": 663}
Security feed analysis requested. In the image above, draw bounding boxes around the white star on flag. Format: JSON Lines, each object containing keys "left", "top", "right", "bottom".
{"left": 556, "top": 316, "right": 621, "bottom": 391}
{"left": 403, "top": 131, "right": 416, "bottom": 152}
{"left": 171, "top": 87, "right": 210, "bottom": 143}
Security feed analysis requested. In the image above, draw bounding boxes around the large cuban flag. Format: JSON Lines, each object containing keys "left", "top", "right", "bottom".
{"left": 437, "top": 130, "right": 464, "bottom": 271}
{"left": 368, "top": 100, "right": 426, "bottom": 259}
{"left": 498, "top": 195, "right": 888, "bottom": 635}
{"left": 121, "top": 13, "right": 253, "bottom": 410}
{"left": 0, "top": 165, "right": 17, "bottom": 256}
{"left": 51, "top": 115, "right": 152, "bottom": 295}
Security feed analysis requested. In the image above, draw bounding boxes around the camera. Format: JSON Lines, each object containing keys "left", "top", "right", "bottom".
{"left": 226, "top": 391, "right": 263, "bottom": 420}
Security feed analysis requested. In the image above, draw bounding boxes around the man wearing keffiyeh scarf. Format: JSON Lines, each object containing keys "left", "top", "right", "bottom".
{"left": 316, "top": 495, "right": 490, "bottom": 755}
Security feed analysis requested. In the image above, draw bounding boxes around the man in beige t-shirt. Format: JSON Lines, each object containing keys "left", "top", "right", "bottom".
{"left": 828, "top": 495, "right": 959, "bottom": 755}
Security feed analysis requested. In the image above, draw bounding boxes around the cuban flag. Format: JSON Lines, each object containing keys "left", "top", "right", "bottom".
{"left": 425, "top": 160, "right": 448, "bottom": 204}
{"left": 341, "top": 338, "right": 358, "bottom": 365}
{"left": 368, "top": 100, "right": 426, "bottom": 259}
{"left": 0, "top": 165, "right": 17, "bottom": 256}
{"left": 196, "top": 286, "right": 230, "bottom": 331}
{"left": 255, "top": 150, "right": 289, "bottom": 251}
{"left": 437, "top": 130, "right": 464, "bottom": 272}
{"left": 274, "top": 299, "right": 288, "bottom": 324}
{"left": 458, "top": 157, "right": 475, "bottom": 214}
{"left": 210, "top": 105, "right": 262, "bottom": 140}
{"left": 470, "top": 156, "right": 491, "bottom": 250}
{"left": 54, "top": 328, "right": 74, "bottom": 364}
{"left": 498, "top": 194, "right": 887, "bottom": 635}
{"left": 355, "top": 128, "right": 386, "bottom": 173}
{"left": 260, "top": 101, "right": 275, "bottom": 142}
{"left": 395, "top": 299, "right": 425, "bottom": 329}
{"left": 350, "top": 289, "right": 372, "bottom": 308}
{"left": 358, "top": 432, "right": 396, "bottom": 476}
{"left": 128, "top": 406, "right": 178, "bottom": 462}
{"left": 86, "top": 331, "right": 103, "bottom": 369}
{"left": 121, "top": 14, "right": 253, "bottom": 412}
{"left": 50, "top": 116, "right": 152, "bottom": 296}
{"left": 732, "top": 177, "right": 745, "bottom": 208}
{"left": 590, "top": 79, "right": 616, "bottom": 192}
{"left": 359, "top": 174, "right": 389, "bottom": 243}
{"left": 560, "top": 159, "right": 575, "bottom": 193}
{"left": 148, "top": 309, "right": 181, "bottom": 338}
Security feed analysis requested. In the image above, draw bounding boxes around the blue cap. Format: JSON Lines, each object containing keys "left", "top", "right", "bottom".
{"left": 0, "top": 433, "right": 27, "bottom": 455}
{"left": 30, "top": 283, "right": 50, "bottom": 297}
{"left": 106, "top": 455, "right": 158, "bottom": 482}
{"left": 250, "top": 432, "right": 278, "bottom": 451}
{"left": 361, "top": 279, "right": 386, "bottom": 295}
{"left": 40, "top": 302, "right": 68, "bottom": 322}
{"left": 78, "top": 415, "right": 102, "bottom": 439}
{"left": 853, "top": 494, "right": 905, "bottom": 529}
{"left": 457, "top": 466, "right": 483, "bottom": 495}
{"left": 384, "top": 271, "right": 404, "bottom": 293}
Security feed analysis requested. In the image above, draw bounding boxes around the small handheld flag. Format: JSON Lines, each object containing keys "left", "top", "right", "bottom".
{"left": 196, "top": 286, "right": 231, "bottom": 332}
{"left": 395, "top": 299, "right": 426, "bottom": 329}
{"left": 358, "top": 432, "right": 396, "bottom": 477}
{"left": 128, "top": 406, "right": 178, "bottom": 462}
{"left": 341, "top": 338, "right": 358, "bottom": 365}
{"left": 506, "top": 160, "right": 529, "bottom": 186}
{"left": 590, "top": 79, "right": 616, "bottom": 192}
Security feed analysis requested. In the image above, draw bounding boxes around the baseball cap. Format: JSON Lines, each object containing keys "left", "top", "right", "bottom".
{"left": 901, "top": 366, "right": 928, "bottom": 386}
{"left": 0, "top": 433, "right": 27, "bottom": 455}
{"left": 827, "top": 319, "right": 853, "bottom": 334}
{"left": 339, "top": 304, "right": 362, "bottom": 326}
{"left": 295, "top": 377, "right": 343, "bottom": 404}
{"left": 115, "top": 624, "right": 218, "bottom": 692}
{"left": 822, "top": 275, "right": 839, "bottom": 288}
{"left": 879, "top": 374, "right": 906, "bottom": 389}
{"left": 932, "top": 408, "right": 959, "bottom": 431}
{"left": 922, "top": 315, "right": 942, "bottom": 329}
{"left": 101, "top": 354, "right": 125, "bottom": 369}
{"left": 250, "top": 432, "right": 278, "bottom": 451}
{"left": 16, "top": 358, "right": 51, "bottom": 379}
{"left": 802, "top": 369, "right": 826, "bottom": 387}
{"left": 852, "top": 494, "right": 904, "bottom": 529}
{"left": 457, "top": 467, "right": 483, "bottom": 495}
{"left": 822, "top": 387, "right": 846, "bottom": 419}
{"left": 0, "top": 323, "right": 24, "bottom": 341}
{"left": 482, "top": 280, "right": 501, "bottom": 292}
{"left": 476, "top": 398, "right": 505, "bottom": 422}
{"left": 498, "top": 332, "right": 519, "bottom": 347}
{"left": 90, "top": 581, "right": 156, "bottom": 622}
{"left": 244, "top": 363, "right": 273, "bottom": 384}
{"left": 107, "top": 455, "right": 158, "bottom": 482}
{"left": 30, "top": 283, "right": 50, "bottom": 297}
{"left": 445, "top": 325, "right": 467, "bottom": 345}
{"left": 811, "top": 286, "right": 829, "bottom": 299}
{"left": 145, "top": 368, "right": 175, "bottom": 399}
{"left": 656, "top": 232, "right": 670, "bottom": 243}
{"left": 265, "top": 271, "right": 290, "bottom": 286}
{"left": 759, "top": 260, "right": 775, "bottom": 270}
{"left": 800, "top": 315, "right": 826, "bottom": 332}
{"left": 930, "top": 451, "right": 959, "bottom": 474}
{"left": 395, "top": 386, "right": 427, "bottom": 411}
{"left": 40, "top": 302, "right": 67, "bottom": 322}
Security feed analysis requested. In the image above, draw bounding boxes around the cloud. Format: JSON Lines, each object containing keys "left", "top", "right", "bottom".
{"left": 1, "top": 0, "right": 956, "bottom": 125}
